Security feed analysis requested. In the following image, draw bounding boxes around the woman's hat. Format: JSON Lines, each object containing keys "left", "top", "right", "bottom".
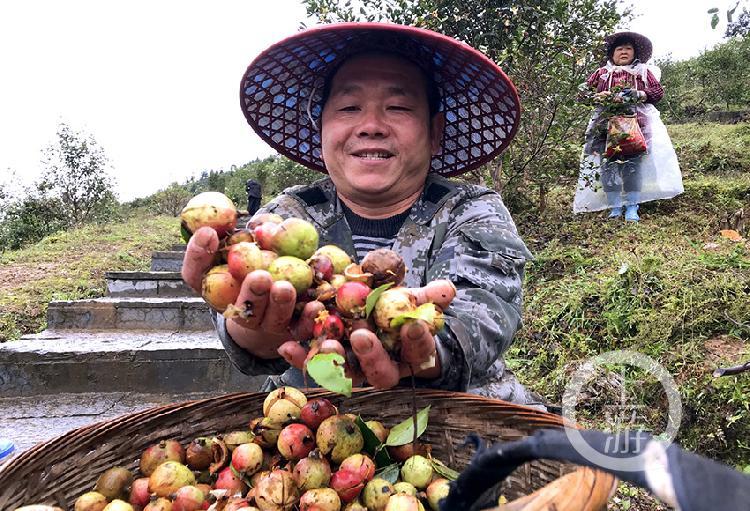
{"left": 239, "top": 23, "right": 521, "bottom": 177}
{"left": 605, "top": 31, "right": 653, "bottom": 63}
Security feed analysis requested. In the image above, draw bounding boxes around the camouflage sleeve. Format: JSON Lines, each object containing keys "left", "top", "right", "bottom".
{"left": 424, "top": 189, "right": 532, "bottom": 391}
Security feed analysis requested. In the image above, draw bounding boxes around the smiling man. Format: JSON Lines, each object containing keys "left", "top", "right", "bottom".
{"left": 182, "top": 23, "right": 542, "bottom": 407}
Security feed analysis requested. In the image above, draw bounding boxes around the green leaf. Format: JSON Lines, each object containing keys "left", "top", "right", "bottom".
{"left": 711, "top": 12, "right": 720, "bottom": 29}
{"left": 385, "top": 405, "right": 431, "bottom": 446}
{"left": 707, "top": 7, "right": 719, "bottom": 13}
{"left": 431, "top": 458, "right": 460, "bottom": 481}
{"left": 390, "top": 303, "right": 439, "bottom": 329}
{"left": 180, "top": 222, "right": 192, "bottom": 243}
{"left": 375, "top": 463, "right": 401, "bottom": 484}
{"left": 356, "top": 416, "right": 393, "bottom": 468}
{"left": 366, "top": 282, "right": 394, "bottom": 317}
{"left": 307, "top": 353, "right": 352, "bottom": 397}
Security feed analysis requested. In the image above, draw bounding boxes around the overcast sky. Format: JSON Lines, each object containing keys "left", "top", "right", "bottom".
{"left": 0, "top": 0, "right": 737, "bottom": 201}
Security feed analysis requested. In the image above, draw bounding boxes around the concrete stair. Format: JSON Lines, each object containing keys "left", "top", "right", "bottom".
{"left": 106, "top": 271, "right": 197, "bottom": 297}
{"left": 0, "top": 243, "right": 268, "bottom": 463}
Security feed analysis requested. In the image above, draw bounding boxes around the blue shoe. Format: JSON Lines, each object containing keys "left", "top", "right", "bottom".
{"left": 608, "top": 207, "right": 623, "bottom": 218}
{"left": 625, "top": 205, "right": 640, "bottom": 222}
{"left": 0, "top": 438, "right": 14, "bottom": 462}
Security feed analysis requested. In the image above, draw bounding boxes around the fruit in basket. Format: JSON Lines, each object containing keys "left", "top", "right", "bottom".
{"left": 315, "top": 415, "right": 364, "bottom": 464}
{"left": 300, "top": 398, "right": 338, "bottom": 431}
{"left": 231, "top": 442, "right": 264, "bottom": 475}
{"left": 387, "top": 442, "right": 431, "bottom": 462}
{"left": 180, "top": 191, "right": 238, "bottom": 240}
{"left": 384, "top": 494, "right": 424, "bottom": 511}
{"left": 263, "top": 387, "right": 307, "bottom": 424}
{"left": 270, "top": 218, "right": 319, "bottom": 260}
{"left": 222, "top": 431, "right": 256, "bottom": 452}
{"left": 364, "top": 420, "right": 389, "bottom": 443}
{"left": 148, "top": 461, "right": 196, "bottom": 497}
{"left": 400, "top": 456, "right": 433, "bottom": 490}
{"left": 224, "top": 498, "right": 255, "bottom": 511}
{"left": 74, "top": 491, "right": 108, "bottom": 511}
{"left": 363, "top": 478, "right": 395, "bottom": 511}
{"left": 128, "top": 478, "right": 150, "bottom": 509}
{"left": 330, "top": 468, "right": 366, "bottom": 503}
{"left": 339, "top": 454, "right": 376, "bottom": 482}
{"left": 299, "top": 487, "right": 341, "bottom": 511}
{"left": 254, "top": 469, "right": 300, "bottom": 511}
{"left": 140, "top": 439, "right": 185, "bottom": 476}
{"left": 425, "top": 478, "right": 450, "bottom": 511}
{"left": 361, "top": 248, "right": 406, "bottom": 288}
{"left": 251, "top": 417, "right": 284, "bottom": 448}
{"left": 343, "top": 501, "right": 367, "bottom": 511}
{"left": 267, "top": 256, "right": 314, "bottom": 295}
{"left": 201, "top": 265, "right": 241, "bottom": 313}
{"left": 95, "top": 467, "right": 134, "bottom": 500}
{"left": 143, "top": 497, "right": 172, "bottom": 511}
{"left": 277, "top": 423, "right": 315, "bottom": 460}
{"left": 186, "top": 437, "right": 214, "bottom": 470}
{"left": 102, "top": 500, "right": 134, "bottom": 511}
{"left": 171, "top": 485, "right": 206, "bottom": 511}
{"left": 215, "top": 465, "right": 249, "bottom": 494}
{"left": 392, "top": 482, "right": 417, "bottom": 496}
{"left": 293, "top": 450, "right": 332, "bottom": 491}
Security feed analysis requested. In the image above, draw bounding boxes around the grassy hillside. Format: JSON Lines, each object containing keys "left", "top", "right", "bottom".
{"left": 512, "top": 122, "right": 750, "bottom": 470}
{"left": 0, "top": 213, "right": 181, "bottom": 341}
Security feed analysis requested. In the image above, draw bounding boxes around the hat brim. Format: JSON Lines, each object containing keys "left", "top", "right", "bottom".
{"left": 605, "top": 31, "right": 653, "bottom": 63}
{"left": 240, "top": 22, "right": 521, "bottom": 177}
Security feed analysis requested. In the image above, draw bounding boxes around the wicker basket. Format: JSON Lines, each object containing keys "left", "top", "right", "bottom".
{"left": 0, "top": 389, "right": 616, "bottom": 510}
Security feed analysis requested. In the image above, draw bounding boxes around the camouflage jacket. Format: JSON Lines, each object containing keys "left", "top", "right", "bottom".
{"left": 216, "top": 173, "right": 541, "bottom": 405}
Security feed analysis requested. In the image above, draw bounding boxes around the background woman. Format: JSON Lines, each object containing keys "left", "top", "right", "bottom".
{"left": 573, "top": 31, "right": 683, "bottom": 221}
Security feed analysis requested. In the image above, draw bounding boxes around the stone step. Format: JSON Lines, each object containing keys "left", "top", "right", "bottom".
{"left": 46, "top": 297, "right": 212, "bottom": 330}
{"left": 106, "top": 271, "right": 197, "bottom": 297}
{"left": 171, "top": 243, "right": 187, "bottom": 251}
{"left": 1, "top": 330, "right": 267, "bottom": 397}
{"left": 151, "top": 250, "right": 185, "bottom": 271}
{"left": 0, "top": 390, "right": 238, "bottom": 464}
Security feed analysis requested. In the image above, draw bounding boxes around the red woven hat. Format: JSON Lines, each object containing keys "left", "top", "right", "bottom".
{"left": 239, "top": 22, "right": 521, "bottom": 177}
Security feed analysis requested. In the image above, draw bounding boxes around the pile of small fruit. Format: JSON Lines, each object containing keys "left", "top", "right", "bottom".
{"left": 179, "top": 192, "right": 450, "bottom": 384}
{"left": 17, "top": 388, "right": 455, "bottom": 511}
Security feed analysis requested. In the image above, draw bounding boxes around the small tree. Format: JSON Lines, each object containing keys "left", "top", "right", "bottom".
{"left": 39, "top": 123, "right": 117, "bottom": 225}
{"left": 150, "top": 182, "right": 193, "bottom": 216}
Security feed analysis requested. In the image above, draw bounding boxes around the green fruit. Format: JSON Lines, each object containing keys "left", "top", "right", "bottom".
{"left": 271, "top": 217, "right": 320, "bottom": 260}
{"left": 268, "top": 256, "right": 314, "bottom": 295}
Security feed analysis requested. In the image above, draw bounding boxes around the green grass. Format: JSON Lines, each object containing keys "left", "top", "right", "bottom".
{"left": 512, "top": 122, "right": 750, "bottom": 466}
{"left": 0, "top": 212, "right": 181, "bottom": 341}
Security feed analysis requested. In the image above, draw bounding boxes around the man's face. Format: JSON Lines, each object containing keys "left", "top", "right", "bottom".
{"left": 613, "top": 44, "right": 635, "bottom": 65}
{"left": 320, "top": 53, "right": 444, "bottom": 207}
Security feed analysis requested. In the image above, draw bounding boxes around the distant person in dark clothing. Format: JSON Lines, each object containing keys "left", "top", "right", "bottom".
{"left": 245, "top": 179, "right": 262, "bottom": 215}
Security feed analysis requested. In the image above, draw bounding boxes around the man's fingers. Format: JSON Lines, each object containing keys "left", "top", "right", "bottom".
{"left": 410, "top": 279, "right": 456, "bottom": 309}
{"left": 399, "top": 320, "right": 436, "bottom": 365}
{"left": 278, "top": 341, "right": 307, "bottom": 369}
{"left": 260, "top": 280, "right": 297, "bottom": 334}
{"left": 350, "top": 329, "right": 400, "bottom": 389}
{"left": 232, "top": 270, "right": 273, "bottom": 329}
{"left": 319, "top": 339, "right": 346, "bottom": 357}
{"left": 181, "top": 227, "right": 219, "bottom": 292}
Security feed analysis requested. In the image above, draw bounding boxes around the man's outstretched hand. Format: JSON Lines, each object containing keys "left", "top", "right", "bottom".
{"left": 278, "top": 280, "right": 456, "bottom": 389}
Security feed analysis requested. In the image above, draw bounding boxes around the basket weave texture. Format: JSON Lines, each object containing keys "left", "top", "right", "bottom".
{"left": 0, "top": 389, "right": 601, "bottom": 510}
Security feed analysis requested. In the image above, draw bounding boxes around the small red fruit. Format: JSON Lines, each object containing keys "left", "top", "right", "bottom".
{"left": 335, "top": 281, "right": 371, "bottom": 318}
{"left": 277, "top": 423, "right": 316, "bottom": 461}
{"left": 330, "top": 469, "right": 366, "bottom": 503}
{"left": 300, "top": 398, "right": 338, "bottom": 431}
{"left": 312, "top": 310, "right": 345, "bottom": 341}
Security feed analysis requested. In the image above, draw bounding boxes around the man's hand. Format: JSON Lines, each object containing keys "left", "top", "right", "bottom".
{"left": 182, "top": 226, "right": 317, "bottom": 359}
{"left": 277, "top": 280, "right": 457, "bottom": 389}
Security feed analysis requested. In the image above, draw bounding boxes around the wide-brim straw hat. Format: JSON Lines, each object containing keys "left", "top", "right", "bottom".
{"left": 605, "top": 31, "right": 653, "bottom": 63}
{"left": 239, "top": 22, "right": 521, "bottom": 177}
